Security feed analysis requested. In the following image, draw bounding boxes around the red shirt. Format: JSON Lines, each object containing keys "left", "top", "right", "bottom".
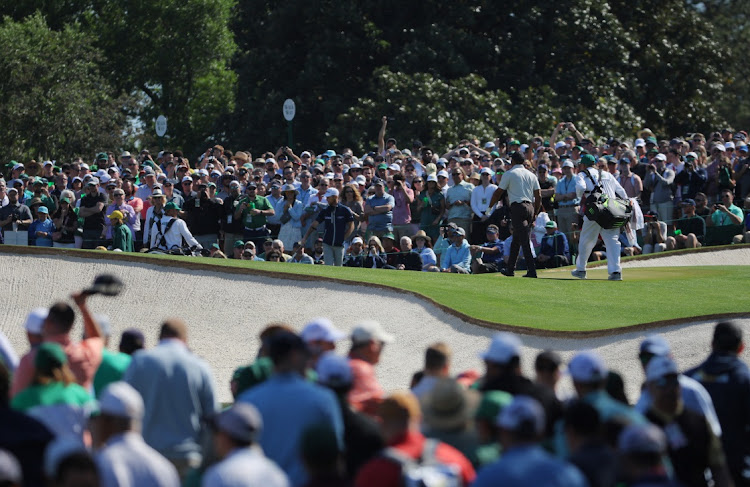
{"left": 347, "top": 357, "right": 384, "bottom": 416}
{"left": 354, "top": 430, "right": 475, "bottom": 487}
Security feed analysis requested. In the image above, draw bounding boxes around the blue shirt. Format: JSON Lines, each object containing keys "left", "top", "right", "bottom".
{"left": 540, "top": 231, "right": 570, "bottom": 259}
{"left": 28, "top": 219, "right": 55, "bottom": 246}
{"left": 366, "top": 193, "right": 395, "bottom": 231}
{"left": 474, "top": 444, "right": 587, "bottom": 487}
{"left": 237, "top": 372, "right": 344, "bottom": 487}
{"left": 481, "top": 239, "right": 504, "bottom": 264}
{"left": 441, "top": 238, "right": 471, "bottom": 271}
{"left": 124, "top": 340, "right": 217, "bottom": 461}
{"left": 555, "top": 176, "right": 580, "bottom": 206}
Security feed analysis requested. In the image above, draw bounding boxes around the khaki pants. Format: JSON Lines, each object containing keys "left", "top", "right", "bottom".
{"left": 556, "top": 206, "right": 579, "bottom": 239}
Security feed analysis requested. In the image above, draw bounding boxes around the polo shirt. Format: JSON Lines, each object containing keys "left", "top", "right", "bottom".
{"left": 392, "top": 186, "right": 414, "bottom": 225}
{"left": 93, "top": 349, "right": 132, "bottom": 397}
{"left": 0, "top": 202, "right": 32, "bottom": 231}
{"left": 499, "top": 165, "right": 540, "bottom": 203}
{"left": 710, "top": 205, "right": 743, "bottom": 226}
{"left": 440, "top": 239, "right": 472, "bottom": 271}
{"left": 348, "top": 357, "right": 385, "bottom": 415}
{"left": 674, "top": 215, "right": 706, "bottom": 240}
{"left": 555, "top": 176, "right": 580, "bottom": 206}
{"left": 473, "top": 444, "right": 585, "bottom": 487}
{"left": 239, "top": 195, "right": 273, "bottom": 229}
{"left": 80, "top": 193, "right": 106, "bottom": 231}
{"left": 96, "top": 432, "right": 180, "bottom": 487}
{"left": 315, "top": 204, "right": 354, "bottom": 247}
{"left": 366, "top": 193, "right": 395, "bottom": 231}
{"left": 445, "top": 181, "right": 474, "bottom": 220}
{"left": 11, "top": 381, "right": 94, "bottom": 438}
{"left": 201, "top": 447, "right": 289, "bottom": 487}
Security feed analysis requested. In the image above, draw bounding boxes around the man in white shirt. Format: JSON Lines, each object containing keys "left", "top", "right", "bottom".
{"left": 149, "top": 201, "right": 202, "bottom": 251}
{"left": 94, "top": 381, "right": 180, "bottom": 487}
{"left": 202, "top": 403, "right": 289, "bottom": 487}
{"left": 471, "top": 168, "right": 498, "bottom": 244}
{"left": 572, "top": 154, "right": 629, "bottom": 281}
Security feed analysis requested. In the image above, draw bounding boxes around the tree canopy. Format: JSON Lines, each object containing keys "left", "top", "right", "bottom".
{"left": 0, "top": 0, "right": 746, "bottom": 160}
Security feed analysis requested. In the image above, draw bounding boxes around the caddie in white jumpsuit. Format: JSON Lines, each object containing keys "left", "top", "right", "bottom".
{"left": 572, "top": 154, "right": 629, "bottom": 281}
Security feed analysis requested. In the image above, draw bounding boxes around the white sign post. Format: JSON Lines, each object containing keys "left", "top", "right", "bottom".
{"left": 282, "top": 99, "right": 295, "bottom": 148}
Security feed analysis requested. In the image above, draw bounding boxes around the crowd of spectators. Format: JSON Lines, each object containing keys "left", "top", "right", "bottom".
{"left": 2, "top": 121, "right": 749, "bottom": 273}
{"left": 0, "top": 290, "right": 748, "bottom": 487}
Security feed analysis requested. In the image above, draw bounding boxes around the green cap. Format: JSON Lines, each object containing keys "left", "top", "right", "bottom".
{"left": 646, "top": 136, "right": 657, "bottom": 144}
{"left": 580, "top": 154, "right": 597, "bottom": 166}
{"left": 164, "top": 201, "right": 180, "bottom": 211}
{"left": 510, "top": 139, "right": 520, "bottom": 146}
{"left": 314, "top": 159, "right": 325, "bottom": 165}
{"left": 96, "top": 152, "right": 108, "bottom": 161}
{"left": 232, "top": 357, "right": 274, "bottom": 393}
{"left": 60, "top": 197, "right": 71, "bottom": 204}
{"left": 35, "top": 342, "right": 67, "bottom": 373}
{"left": 490, "top": 151, "right": 500, "bottom": 157}
{"left": 234, "top": 240, "right": 245, "bottom": 248}
{"left": 573, "top": 145, "right": 583, "bottom": 151}
{"left": 377, "top": 163, "right": 388, "bottom": 170}
{"left": 475, "top": 390, "right": 513, "bottom": 421}
{"left": 382, "top": 232, "right": 396, "bottom": 241}
{"left": 648, "top": 148, "right": 659, "bottom": 154}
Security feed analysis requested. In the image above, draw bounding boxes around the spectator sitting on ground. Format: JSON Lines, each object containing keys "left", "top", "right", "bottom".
{"left": 441, "top": 227, "right": 471, "bottom": 274}
{"left": 343, "top": 236, "right": 367, "bottom": 267}
{"left": 470, "top": 224, "right": 504, "bottom": 274}
{"left": 536, "top": 220, "right": 570, "bottom": 269}
{"left": 731, "top": 196, "right": 750, "bottom": 243}
{"left": 666, "top": 199, "right": 705, "bottom": 250}
{"left": 393, "top": 236, "right": 423, "bottom": 271}
{"left": 641, "top": 211, "right": 667, "bottom": 254}
{"left": 289, "top": 241, "right": 314, "bottom": 264}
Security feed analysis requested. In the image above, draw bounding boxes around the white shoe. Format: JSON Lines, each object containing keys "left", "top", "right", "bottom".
{"left": 571, "top": 270, "right": 587, "bottom": 279}
{"left": 608, "top": 272, "right": 622, "bottom": 281}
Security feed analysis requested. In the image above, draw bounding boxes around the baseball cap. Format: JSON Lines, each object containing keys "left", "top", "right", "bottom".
{"left": 44, "top": 437, "right": 88, "bottom": 478}
{"left": 24, "top": 307, "right": 48, "bottom": 334}
{"left": 580, "top": 154, "right": 597, "bottom": 166}
{"left": 496, "top": 395, "right": 545, "bottom": 436}
{"left": 452, "top": 227, "right": 466, "bottom": 237}
{"left": 86, "top": 177, "right": 99, "bottom": 186}
{"left": 562, "top": 161, "right": 574, "bottom": 168}
{"left": 351, "top": 236, "right": 364, "bottom": 245}
{"left": 436, "top": 158, "right": 448, "bottom": 167}
{"left": 618, "top": 423, "right": 666, "bottom": 454}
{"left": 639, "top": 334, "right": 671, "bottom": 356}
{"left": 388, "top": 163, "right": 401, "bottom": 172}
{"left": 324, "top": 188, "right": 339, "bottom": 198}
{"left": 426, "top": 174, "right": 438, "bottom": 182}
{"left": 681, "top": 198, "right": 696, "bottom": 207}
{"left": 351, "top": 320, "right": 394, "bottom": 345}
{"left": 645, "top": 356, "right": 679, "bottom": 382}
{"left": 685, "top": 152, "right": 697, "bottom": 159}
{"left": 484, "top": 141, "right": 496, "bottom": 149}
{"left": 97, "top": 382, "right": 144, "bottom": 419}
{"left": 654, "top": 153, "right": 667, "bottom": 162}
{"left": 545, "top": 221, "right": 557, "bottom": 229}
{"left": 0, "top": 449, "right": 21, "bottom": 485}
{"left": 554, "top": 141, "right": 567, "bottom": 149}
{"left": 634, "top": 138, "right": 646, "bottom": 148}
{"left": 108, "top": 210, "right": 124, "bottom": 220}
{"left": 35, "top": 342, "right": 67, "bottom": 371}
{"left": 372, "top": 178, "right": 385, "bottom": 187}
{"left": 6, "top": 187, "right": 18, "bottom": 194}
{"left": 316, "top": 352, "right": 353, "bottom": 388}
{"left": 37, "top": 206, "right": 49, "bottom": 215}
{"left": 212, "top": 403, "right": 263, "bottom": 443}
{"left": 437, "top": 170, "right": 449, "bottom": 178}
{"left": 164, "top": 201, "right": 180, "bottom": 211}
{"left": 738, "top": 144, "right": 748, "bottom": 152}
{"left": 355, "top": 175, "right": 366, "bottom": 185}
{"left": 568, "top": 350, "right": 608, "bottom": 383}
{"left": 480, "top": 167, "right": 493, "bottom": 176}
{"left": 725, "top": 141, "right": 735, "bottom": 150}
{"left": 301, "top": 317, "right": 346, "bottom": 343}
{"left": 475, "top": 390, "right": 513, "bottom": 421}
{"left": 480, "top": 332, "right": 522, "bottom": 364}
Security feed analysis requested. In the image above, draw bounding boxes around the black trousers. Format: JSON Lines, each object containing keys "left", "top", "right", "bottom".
{"left": 508, "top": 201, "right": 536, "bottom": 275}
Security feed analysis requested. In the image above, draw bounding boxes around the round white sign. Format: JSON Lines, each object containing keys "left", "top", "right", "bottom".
{"left": 155, "top": 115, "right": 167, "bottom": 137}
{"left": 283, "top": 99, "right": 296, "bottom": 121}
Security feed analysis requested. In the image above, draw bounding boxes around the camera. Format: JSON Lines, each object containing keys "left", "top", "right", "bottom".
{"left": 714, "top": 204, "right": 720, "bottom": 210}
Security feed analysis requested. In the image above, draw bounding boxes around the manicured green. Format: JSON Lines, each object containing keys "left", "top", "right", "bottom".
{"left": 40, "top": 246, "right": 746, "bottom": 333}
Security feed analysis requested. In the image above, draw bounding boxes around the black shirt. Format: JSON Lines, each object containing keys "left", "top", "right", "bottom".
{"left": 0, "top": 202, "right": 33, "bottom": 231}
{"left": 184, "top": 196, "right": 223, "bottom": 236}
{"left": 80, "top": 193, "right": 106, "bottom": 231}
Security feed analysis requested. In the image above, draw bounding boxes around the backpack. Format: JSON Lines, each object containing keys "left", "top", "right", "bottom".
{"left": 582, "top": 169, "right": 632, "bottom": 229}
{"left": 381, "top": 439, "right": 462, "bottom": 487}
{"left": 153, "top": 217, "right": 178, "bottom": 250}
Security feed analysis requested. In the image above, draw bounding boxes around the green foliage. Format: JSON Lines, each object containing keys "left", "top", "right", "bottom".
{"left": 0, "top": 13, "right": 130, "bottom": 161}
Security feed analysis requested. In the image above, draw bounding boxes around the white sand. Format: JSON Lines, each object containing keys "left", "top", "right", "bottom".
{"left": 621, "top": 248, "right": 750, "bottom": 268}
{"left": 0, "top": 252, "right": 747, "bottom": 403}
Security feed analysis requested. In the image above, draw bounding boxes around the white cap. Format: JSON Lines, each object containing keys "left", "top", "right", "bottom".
{"left": 645, "top": 355, "right": 679, "bottom": 382}
{"left": 725, "top": 141, "right": 735, "bottom": 149}
{"left": 555, "top": 141, "right": 567, "bottom": 149}
{"left": 351, "top": 236, "right": 364, "bottom": 245}
{"left": 214, "top": 403, "right": 263, "bottom": 443}
{"left": 562, "top": 161, "right": 574, "bottom": 168}
{"left": 42, "top": 160, "right": 53, "bottom": 167}
{"left": 198, "top": 169, "right": 209, "bottom": 176}
{"left": 11, "top": 164, "right": 24, "bottom": 171}
{"left": 95, "top": 169, "right": 107, "bottom": 178}
{"left": 316, "top": 352, "right": 353, "bottom": 387}
{"left": 351, "top": 320, "right": 394, "bottom": 345}
{"left": 24, "top": 308, "right": 48, "bottom": 334}
{"left": 301, "top": 318, "right": 346, "bottom": 343}
{"left": 436, "top": 158, "right": 448, "bottom": 166}
{"left": 714, "top": 144, "right": 726, "bottom": 152}
{"left": 355, "top": 175, "right": 366, "bottom": 185}
{"left": 635, "top": 138, "right": 646, "bottom": 148}
{"left": 182, "top": 176, "right": 193, "bottom": 183}
{"left": 300, "top": 151, "right": 312, "bottom": 158}
{"left": 437, "top": 170, "right": 450, "bottom": 179}
{"left": 686, "top": 152, "right": 698, "bottom": 159}
{"left": 388, "top": 163, "right": 401, "bottom": 172}
{"left": 324, "top": 188, "right": 339, "bottom": 198}
{"left": 427, "top": 174, "right": 438, "bottom": 182}
{"left": 86, "top": 177, "right": 99, "bottom": 186}
{"left": 496, "top": 395, "right": 545, "bottom": 435}
{"left": 120, "top": 151, "right": 132, "bottom": 158}
{"left": 568, "top": 351, "right": 608, "bottom": 383}
{"left": 654, "top": 153, "right": 667, "bottom": 162}
{"left": 484, "top": 141, "right": 496, "bottom": 149}
{"left": 480, "top": 168, "right": 493, "bottom": 176}
{"left": 265, "top": 158, "right": 276, "bottom": 165}
{"left": 99, "top": 174, "right": 111, "bottom": 184}
{"left": 480, "top": 332, "right": 521, "bottom": 364}
{"left": 98, "top": 382, "right": 144, "bottom": 419}
{"left": 519, "top": 144, "right": 529, "bottom": 153}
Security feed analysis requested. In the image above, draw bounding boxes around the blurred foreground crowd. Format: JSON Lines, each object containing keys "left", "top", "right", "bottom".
{"left": 2, "top": 122, "right": 749, "bottom": 273}
{"left": 0, "top": 287, "right": 748, "bottom": 487}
